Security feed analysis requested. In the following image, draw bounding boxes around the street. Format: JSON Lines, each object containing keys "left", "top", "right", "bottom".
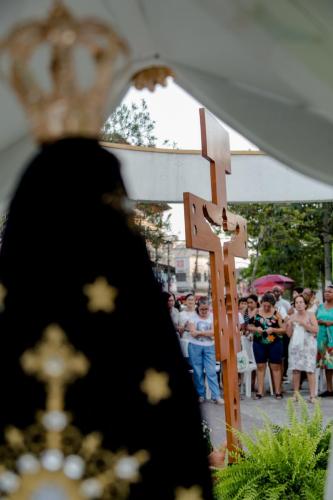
{"left": 202, "top": 382, "right": 333, "bottom": 448}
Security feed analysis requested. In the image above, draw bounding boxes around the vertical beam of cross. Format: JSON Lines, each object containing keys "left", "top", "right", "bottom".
{"left": 183, "top": 108, "right": 248, "bottom": 453}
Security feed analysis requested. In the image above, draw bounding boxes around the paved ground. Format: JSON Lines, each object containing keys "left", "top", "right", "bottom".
{"left": 202, "top": 381, "right": 333, "bottom": 448}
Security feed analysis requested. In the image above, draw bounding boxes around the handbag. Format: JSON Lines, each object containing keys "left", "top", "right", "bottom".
{"left": 237, "top": 349, "right": 250, "bottom": 373}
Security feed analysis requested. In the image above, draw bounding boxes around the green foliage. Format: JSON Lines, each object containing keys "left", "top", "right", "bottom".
{"left": 229, "top": 202, "right": 333, "bottom": 288}
{"left": 202, "top": 418, "right": 214, "bottom": 455}
{"left": 135, "top": 203, "right": 172, "bottom": 254}
{"left": 101, "top": 99, "right": 157, "bottom": 146}
{"left": 213, "top": 398, "right": 332, "bottom": 500}
{"left": 101, "top": 101, "right": 175, "bottom": 257}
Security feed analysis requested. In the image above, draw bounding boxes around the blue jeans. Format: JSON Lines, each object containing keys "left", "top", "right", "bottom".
{"left": 188, "top": 343, "right": 220, "bottom": 400}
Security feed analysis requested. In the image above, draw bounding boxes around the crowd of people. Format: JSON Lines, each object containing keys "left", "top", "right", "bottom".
{"left": 240, "top": 285, "right": 333, "bottom": 402}
{"left": 163, "top": 284, "right": 333, "bottom": 403}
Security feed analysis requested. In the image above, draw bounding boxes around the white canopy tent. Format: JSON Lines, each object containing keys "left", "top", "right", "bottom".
{"left": 107, "top": 144, "right": 333, "bottom": 203}
{"left": 0, "top": 0, "right": 333, "bottom": 210}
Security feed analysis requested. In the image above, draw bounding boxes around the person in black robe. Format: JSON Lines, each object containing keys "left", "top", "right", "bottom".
{"left": 0, "top": 138, "right": 213, "bottom": 499}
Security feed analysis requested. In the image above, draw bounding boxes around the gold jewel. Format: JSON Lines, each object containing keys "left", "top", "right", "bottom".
{"left": 175, "top": 485, "right": 204, "bottom": 500}
{"left": 83, "top": 277, "right": 118, "bottom": 313}
{"left": 0, "top": 324, "right": 148, "bottom": 499}
{"left": 140, "top": 369, "right": 171, "bottom": 404}
{"left": 0, "top": 0, "right": 128, "bottom": 142}
{"left": 0, "top": 283, "right": 7, "bottom": 311}
{"left": 132, "top": 66, "right": 175, "bottom": 92}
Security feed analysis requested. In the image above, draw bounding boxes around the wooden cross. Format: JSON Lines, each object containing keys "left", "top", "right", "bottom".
{"left": 184, "top": 108, "right": 248, "bottom": 453}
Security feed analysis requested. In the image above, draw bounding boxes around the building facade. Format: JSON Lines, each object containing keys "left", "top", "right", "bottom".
{"left": 172, "top": 242, "right": 210, "bottom": 294}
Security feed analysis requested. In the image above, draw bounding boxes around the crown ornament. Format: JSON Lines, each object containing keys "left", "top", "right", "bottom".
{"left": 0, "top": 0, "right": 128, "bottom": 142}
{"left": 131, "top": 66, "right": 175, "bottom": 92}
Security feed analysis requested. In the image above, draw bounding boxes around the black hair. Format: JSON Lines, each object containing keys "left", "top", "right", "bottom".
{"left": 171, "top": 293, "right": 181, "bottom": 311}
{"left": 294, "top": 286, "right": 304, "bottom": 294}
{"left": 261, "top": 293, "right": 276, "bottom": 306}
{"left": 247, "top": 294, "right": 258, "bottom": 304}
{"left": 196, "top": 296, "right": 210, "bottom": 314}
{"left": 161, "top": 291, "right": 172, "bottom": 308}
{"left": 184, "top": 293, "right": 194, "bottom": 300}
{"left": 238, "top": 297, "right": 247, "bottom": 305}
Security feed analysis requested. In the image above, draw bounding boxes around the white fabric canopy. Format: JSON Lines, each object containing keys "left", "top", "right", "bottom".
{"left": 108, "top": 145, "right": 333, "bottom": 203}
{"left": 0, "top": 0, "right": 333, "bottom": 207}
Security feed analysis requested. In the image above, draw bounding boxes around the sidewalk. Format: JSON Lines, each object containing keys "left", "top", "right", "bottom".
{"left": 202, "top": 382, "right": 333, "bottom": 448}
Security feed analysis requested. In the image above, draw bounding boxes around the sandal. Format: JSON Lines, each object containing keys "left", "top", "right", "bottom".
{"left": 308, "top": 396, "right": 318, "bottom": 404}
{"left": 292, "top": 392, "right": 300, "bottom": 402}
{"left": 318, "top": 390, "right": 333, "bottom": 398}
{"left": 275, "top": 393, "right": 283, "bottom": 400}
{"left": 255, "top": 393, "right": 263, "bottom": 400}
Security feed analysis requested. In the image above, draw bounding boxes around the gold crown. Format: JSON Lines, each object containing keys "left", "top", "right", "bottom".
{"left": 0, "top": 0, "right": 128, "bottom": 142}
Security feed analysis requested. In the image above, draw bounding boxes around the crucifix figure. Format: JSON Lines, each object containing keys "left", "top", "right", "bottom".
{"left": 184, "top": 108, "right": 248, "bottom": 453}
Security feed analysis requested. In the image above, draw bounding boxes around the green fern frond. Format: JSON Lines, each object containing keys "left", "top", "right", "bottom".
{"left": 213, "top": 397, "right": 330, "bottom": 500}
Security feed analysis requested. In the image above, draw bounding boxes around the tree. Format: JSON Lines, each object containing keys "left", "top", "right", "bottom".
{"left": 229, "top": 202, "right": 333, "bottom": 290}
{"left": 134, "top": 203, "right": 172, "bottom": 265}
{"left": 101, "top": 100, "right": 157, "bottom": 147}
{"left": 192, "top": 250, "right": 199, "bottom": 293}
{"left": 101, "top": 100, "right": 173, "bottom": 260}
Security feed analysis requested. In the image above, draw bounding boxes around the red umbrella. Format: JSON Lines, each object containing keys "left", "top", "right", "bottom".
{"left": 252, "top": 274, "right": 294, "bottom": 294}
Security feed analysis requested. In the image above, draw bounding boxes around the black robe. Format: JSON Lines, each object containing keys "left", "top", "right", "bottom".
{"left": 0, "top": 138, "right": 213, "bottom": 499}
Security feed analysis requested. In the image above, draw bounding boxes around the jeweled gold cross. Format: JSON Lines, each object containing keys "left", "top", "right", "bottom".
{"left": 21, "top": 324, "right": 89, "bottom": 449}
{"left": 21, "top": 324, "right": 89, "bottom": 413}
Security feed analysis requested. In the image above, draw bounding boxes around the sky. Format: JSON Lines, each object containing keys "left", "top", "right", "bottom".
{"left": 121, "top": 79, "right": 257, "bottom": 251}
{"left": 122, "top": 79, "right": 257, "bottom": 151}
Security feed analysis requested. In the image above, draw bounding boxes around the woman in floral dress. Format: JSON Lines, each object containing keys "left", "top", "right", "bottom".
{"left": 248, "top": 293, "right": 285, "bottom": 399}
{"left": 317, "top": 285, "right": 333, "bottom": 397}
{"left": 286, "top": 295, "right": 318, "bottom": 402}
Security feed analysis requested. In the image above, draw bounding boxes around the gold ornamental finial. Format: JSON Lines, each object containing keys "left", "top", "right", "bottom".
{"left": 132, "top": 66, "right": 175, "bottom": 92}
{"left": 0, "top": 0, "right": 128, "bottom": 142}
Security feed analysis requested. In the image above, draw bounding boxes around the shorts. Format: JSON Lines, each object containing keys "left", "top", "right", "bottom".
{"left": 253, "top": 340, "right": 283, "bottom": 364}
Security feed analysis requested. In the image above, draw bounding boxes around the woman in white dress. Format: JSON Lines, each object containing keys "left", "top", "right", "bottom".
{"left": 286, "top": 295, "right": 318, "bottom": 402}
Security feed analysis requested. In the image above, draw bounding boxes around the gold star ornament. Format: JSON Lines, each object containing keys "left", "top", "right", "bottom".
{"left": 175, "top": 485, "right": 204, "bottom": 500}
{"left": 140, "top": 369, "right": 171, "bottom": 405}
{"left": 83, "top": 277, "right": 118, "bottom": 313}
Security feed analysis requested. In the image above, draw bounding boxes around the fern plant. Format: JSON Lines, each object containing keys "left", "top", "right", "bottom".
{"left": 214, "top": 398, "right": 332, "bottom": 500}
